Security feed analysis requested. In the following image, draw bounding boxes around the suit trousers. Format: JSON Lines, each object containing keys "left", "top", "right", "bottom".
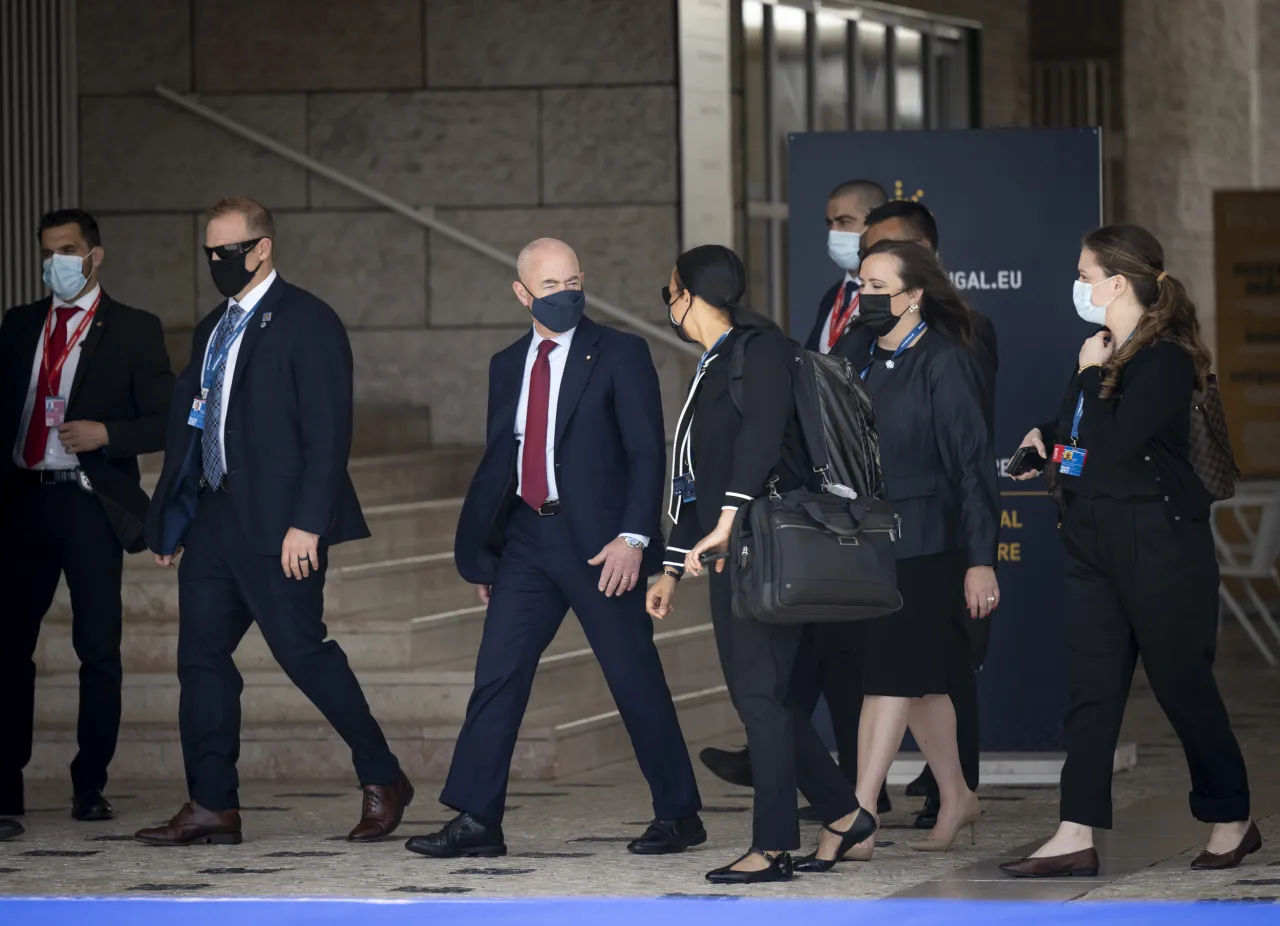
{"left": 441, "top": 504, "right": 701, "bottom": 827}
{"left": 793, "top": 628, "right": 864, "bottom": 784}
{"left": 709, "top": 571, "right": 858, "bottom": 850}
{"left": 0, "top": 479, "right": 124, "bottom": 798}
{"left": 177, "top": 488, "right": 400, "bottom": 811}
{"left": 1059, "top": 494, "right": 1249, "bottom": 828}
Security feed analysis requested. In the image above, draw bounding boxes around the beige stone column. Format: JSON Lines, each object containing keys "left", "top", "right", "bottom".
{"left": 1124, "top": 0, "right": 1278, "bottom": 352}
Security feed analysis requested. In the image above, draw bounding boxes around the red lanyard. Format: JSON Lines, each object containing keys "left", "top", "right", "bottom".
{"left": 827, "top": 286, "right": 860, "bottom": 349}
{"left": 41, "top": 291, "right": 100, "bottom": 383}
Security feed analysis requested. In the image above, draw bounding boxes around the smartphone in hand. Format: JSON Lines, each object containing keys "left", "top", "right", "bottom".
{"left": 1007, "top": 444, "right": 1046, "bottom": 477}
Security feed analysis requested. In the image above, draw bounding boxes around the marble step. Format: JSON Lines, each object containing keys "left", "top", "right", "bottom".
{"left": 52, "top": 549, "right": 473, "bottom": 621}
{"left": 136, "top": 446, "right": 480, "bottom": 506}
{"left": 29, "top": 680, "right": 736, "bottom": 782}
{"left": 118, "top": 497, "right": 463, "bottom": 572}
{"left": 37, "top": 579, "right": 713, "bottom": 674}
{"left": 32, "top": 618, "right": 720, "bottom": 727}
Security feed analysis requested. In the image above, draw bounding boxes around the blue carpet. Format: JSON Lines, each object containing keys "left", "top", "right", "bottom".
{"left": 0, "top": 898, "right": 1277, "bottom": 925}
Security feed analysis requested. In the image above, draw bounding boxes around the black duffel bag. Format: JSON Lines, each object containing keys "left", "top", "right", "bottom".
{"left": 727, "top": 340, "right": 903, "bottom": 624}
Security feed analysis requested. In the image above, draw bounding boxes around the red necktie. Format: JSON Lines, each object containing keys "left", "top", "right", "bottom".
{"left": 827, "top": 282, "right": 860, "bottom": 350}
{"left": 521, "top": 339, "right": 558, "bottom": 510}
{"left": 22, "top": 306, "right": 79, "bottom": 468}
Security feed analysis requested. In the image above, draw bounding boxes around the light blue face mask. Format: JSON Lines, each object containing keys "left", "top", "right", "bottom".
{"left": 827, "top": 229, "right": 863, "bottom": 272}
{"left": 42, "top": 252, "right": 92, "bottom": 302}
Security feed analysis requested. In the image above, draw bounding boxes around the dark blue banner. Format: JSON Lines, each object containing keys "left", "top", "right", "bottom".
{"left": 787, "top": 128, "right": 1102, "bottom": 750}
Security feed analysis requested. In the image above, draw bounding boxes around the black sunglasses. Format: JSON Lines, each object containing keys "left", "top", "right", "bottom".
{"left": 204, "top": 237, "right": 265, "bottom": 261}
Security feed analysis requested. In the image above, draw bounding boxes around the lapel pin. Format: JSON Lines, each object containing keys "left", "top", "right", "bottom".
{"left": 260, "top": 312, "right": 272, "bottom": 328}
{"left": 586, "top": 354, "right": 592, "bottom": 361}
{"left": 95, "top": 321, "right": 103, "bottom": 327}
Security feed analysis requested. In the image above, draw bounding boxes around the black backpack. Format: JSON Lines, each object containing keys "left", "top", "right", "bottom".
{"left": 725, "top": 330, "right": 903, "bottom": 624}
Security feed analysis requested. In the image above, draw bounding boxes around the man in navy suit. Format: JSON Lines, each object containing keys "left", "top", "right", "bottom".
{"left": 137, "top": 197, "right": 411, "bottom": 846}
{"left": 405, "top": 238, "right": 703, "bottom": 860}
{"left": 802, "top": 179, "right": 888, "bottom": 354}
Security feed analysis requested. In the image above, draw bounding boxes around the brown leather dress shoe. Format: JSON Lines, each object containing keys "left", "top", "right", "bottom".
{"left": 999, "top": 847, "right": 1100, "bottom": 878}
{"left": 1191, "top": 821, "right": 1262, "bottom": 870}
{"left": 348, "top": 773, "right": 414, "bottom": 842}
{"left": 134, "top": 802, "right": 242, "bottom": 846}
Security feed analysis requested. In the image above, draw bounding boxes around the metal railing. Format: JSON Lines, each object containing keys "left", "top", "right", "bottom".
{"left": 155, "top": 85, "right": 699, "bottom": 357}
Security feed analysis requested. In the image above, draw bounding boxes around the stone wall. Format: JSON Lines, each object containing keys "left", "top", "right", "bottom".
{"left": 1123, "top": 0, "right": 1280, "bottom": 353}
{"left": 78, "top": 0, "right": 684, "bottom": 446}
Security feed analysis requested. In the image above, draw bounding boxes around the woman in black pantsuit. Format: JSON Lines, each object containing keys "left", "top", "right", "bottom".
{"left": 647, "top": 245, "right": 875, "bottom": 884}
{"left": 1001, "top": 224, "right": 1257, "bottom": 878}
{"left": 831, "top": 241, "right": 1001, "bottom": 859}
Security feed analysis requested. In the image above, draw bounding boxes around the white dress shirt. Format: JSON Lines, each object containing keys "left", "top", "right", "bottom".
{"left": 817, "top": 272, "right": 860, "bottom": 355}
{"left": 200, "top": 269, "right": 277, "bottom": 471}
{"left": 12, "top": 285, "right": 100, "bottom": 470}
{"left": 514, "top": 325, "right": 647, "bottom": 548}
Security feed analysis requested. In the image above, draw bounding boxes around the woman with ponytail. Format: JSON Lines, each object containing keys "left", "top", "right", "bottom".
{"left": 1002, "top": 224, "right": 1257, "bottom": 878}
{"left": 648, "top": 245, "right": 874, "bottom": 884}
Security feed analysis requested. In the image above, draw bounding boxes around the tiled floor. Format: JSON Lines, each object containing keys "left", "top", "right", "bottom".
{"left": 4, "top": 623, "right": 1279, "bottom": 903}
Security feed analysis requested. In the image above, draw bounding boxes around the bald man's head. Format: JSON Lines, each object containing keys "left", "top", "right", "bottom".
{"left": 514, "top": 238, "right": 583, "bottom": 306}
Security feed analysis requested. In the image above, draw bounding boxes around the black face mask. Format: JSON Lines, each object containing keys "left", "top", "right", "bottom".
{"left": 527, "top": 288, "right": 585, "bottom": 333}
{"left": 207, "top": 243, "right": 263, "bottom": 300}
{"left": 664, "top": 287, "right": 698, "bottom": 344}
{"left": 857, "top": 292, "right": 905, "bottom": 337}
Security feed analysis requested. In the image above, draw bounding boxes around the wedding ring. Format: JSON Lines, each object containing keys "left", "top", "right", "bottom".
{"left": 986, "top": 596, "right": 996, "bottom": 602}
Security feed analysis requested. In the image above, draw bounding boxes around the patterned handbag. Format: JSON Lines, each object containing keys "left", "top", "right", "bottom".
{"left": 1189, "top": 374, "right": 1239, "bottom": 501}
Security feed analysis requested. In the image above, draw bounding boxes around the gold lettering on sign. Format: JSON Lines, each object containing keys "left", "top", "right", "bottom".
{"left": 1000, "top": 510, "right": 1023, "bottom": 529}
{"left": 998, "top": 542, "right": 1022, "bottom": 562}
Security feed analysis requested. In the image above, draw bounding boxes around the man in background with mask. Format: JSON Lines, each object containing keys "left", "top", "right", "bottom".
{"left": 803, "top": 179, "right": 888, "bottom": 353}
{"left": 0, "top": 209, "right": 173, "bottom": 824}
{"left": 407, "top": 238, "right": 703, "bottom": 860}
{"left": 139, "top": 197, "right": 411, "bottom": 847}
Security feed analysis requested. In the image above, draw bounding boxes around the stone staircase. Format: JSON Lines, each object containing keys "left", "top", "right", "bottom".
{"left": 28, "top": 433, "right": 735, "bottom": 783}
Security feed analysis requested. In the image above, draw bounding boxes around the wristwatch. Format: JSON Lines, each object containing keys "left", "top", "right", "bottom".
{"left": 622, "top": 536, "right": 644, "bottom": 550}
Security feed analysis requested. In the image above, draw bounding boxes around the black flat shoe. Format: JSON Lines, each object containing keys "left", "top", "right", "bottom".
{"left": 706, "top": 849, "right": 793, "bottom": 884}
{"left": 72, "top": 791, "right": 114, "bottom": 822}
{"left": 627, "top": 814, "right": 707, "bottom": 855}
{"left": 404, "top": 812, "right": 506, "bottom": 859}
{"left": 699, "top": 747, "right": 752, "bottom": 788}
{"left": 913, "top": 792, "right": 939, "bottom": 830}
{"left": 0, "top": 819, "right": 23, "bottom": 841}
{"left": 794, "top": 808, "right": 878, "bottom": 872}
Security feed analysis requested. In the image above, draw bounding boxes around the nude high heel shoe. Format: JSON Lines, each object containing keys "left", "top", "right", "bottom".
{"left": 908, "top": 792, "right": 980, "bottom": 852}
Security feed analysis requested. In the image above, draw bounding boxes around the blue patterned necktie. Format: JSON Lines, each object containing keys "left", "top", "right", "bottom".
{"left": 201, "top": 302, "right": 246, "bottom": 486}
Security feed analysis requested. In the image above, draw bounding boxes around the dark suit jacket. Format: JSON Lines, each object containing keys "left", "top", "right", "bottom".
{"left": 804, "top": 279, "right": 846, "bottom": 353}
{"left": 454, "top": 315, "right": 667, "bottom": 587}
{"left": 145, "top": 276, "right": 369, "bottom": 557}
{"left": 836, "top": 321, "right": 999, "bottom": 567}
{"left": 0, "top": 292, "right": 173, "bottom": 553}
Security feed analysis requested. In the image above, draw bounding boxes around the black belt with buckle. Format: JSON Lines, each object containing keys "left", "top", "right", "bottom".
{"left": 14, "top": 468, "right": 82, "bottom": 486}
{"left": 537, "top": 499, "right": 562, "bottom": 516}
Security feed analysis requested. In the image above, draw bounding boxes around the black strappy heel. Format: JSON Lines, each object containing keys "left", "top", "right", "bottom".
{"left": 794, "top": 808, "right": 878, "bottom": 872}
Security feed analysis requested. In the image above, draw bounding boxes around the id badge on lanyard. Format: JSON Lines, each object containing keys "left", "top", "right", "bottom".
{"left": 1052, "top": 392, "right": 1088, "bottom": 476}
{"left": 189, "top": 307, "right": 255, "bottom": 430}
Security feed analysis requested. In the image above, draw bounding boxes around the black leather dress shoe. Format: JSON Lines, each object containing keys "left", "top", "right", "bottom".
{"left": 699, "top": 747, "right": 752, "bottom": 788}
{"left": 706, "top": 850, "right": 793, "bottom": 884}
{"left": 913, "top": 792, "right": 939, "bottom": 830}
{"left": 404, "top": 812, "right": 506, "bottom": 859}
{"left": 0, "top": 819, "right": 23, "bottom": 841}
{"left": 72, "top": 791, "right": 114, "bottom": 822}
{"left": 627, "top": 814, "right": 707, "bottom": 855}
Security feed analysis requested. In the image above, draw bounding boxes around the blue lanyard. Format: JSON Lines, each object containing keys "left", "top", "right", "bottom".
{"left": 700, "top": 329, "right": 732, "bottom": 372}
{"left": 201, "top": 305, "right": 256, "bottom": 393}
{"left": 1071, "top": 329, "right": 1135, "bottom": 445}
{"left": 859, "top": 321, "right": 927, "bottom": 380}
